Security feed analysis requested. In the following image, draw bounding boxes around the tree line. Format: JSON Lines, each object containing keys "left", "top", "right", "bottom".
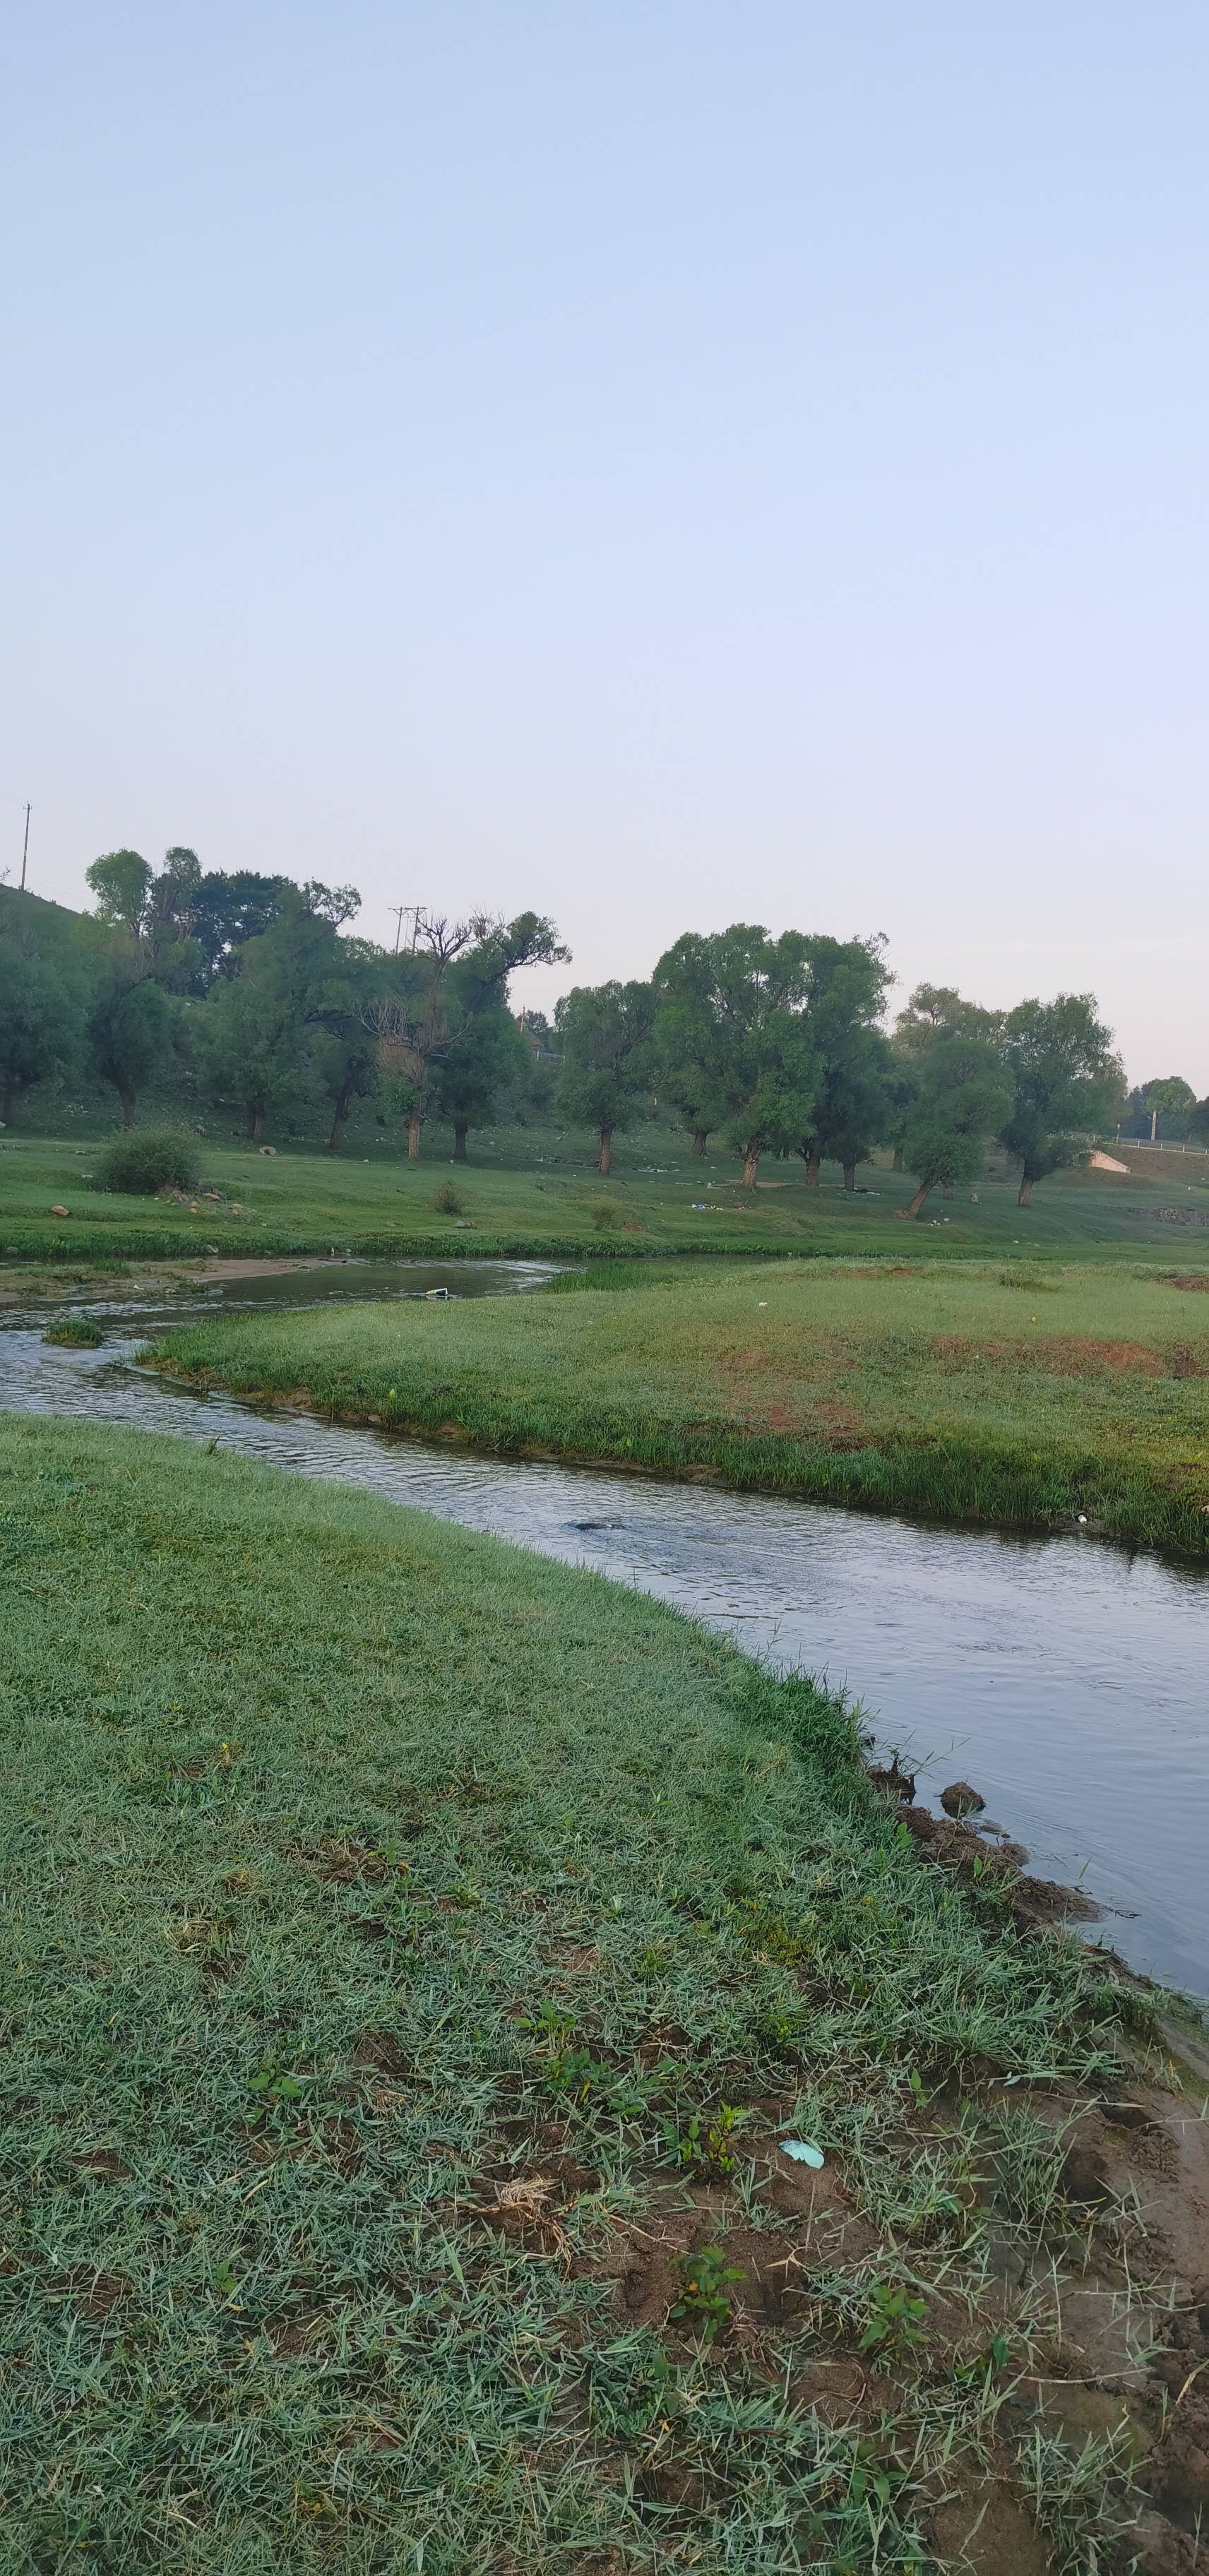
{"left": 1, "top": 849, "right": 1203, "bottom": 1212}
{"left": 555, "top": 933, "right": 1128, "bottom": 1212}
{"left": 0, "top": 853, "right": 565, "bottom": 1156}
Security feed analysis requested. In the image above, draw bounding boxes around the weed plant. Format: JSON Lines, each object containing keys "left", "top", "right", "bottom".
{"left": 0, "top": 1415, "right": 1136, "bottom": 2570}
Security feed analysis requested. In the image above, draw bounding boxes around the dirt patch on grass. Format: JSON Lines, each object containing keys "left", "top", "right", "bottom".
{"left": 929, "top": 2465, "right": 1054, "bottom": 2574}
{"left": 932, "top": 1332, "right": 1177, "bottom": 1378}
{"left": 578, "top": 2075, "right": 1209, "bottom": 2568}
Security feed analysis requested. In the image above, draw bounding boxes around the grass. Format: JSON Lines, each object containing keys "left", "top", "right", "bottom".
{"left": 0, "top": 1415, "right": 1147, "bottom": 2572}
{"left": 4, "top": 1111, "right": 1209, "bottom": 1264}
{"left": 150, "top": 1255, "right": 1209, "bottom": 1556}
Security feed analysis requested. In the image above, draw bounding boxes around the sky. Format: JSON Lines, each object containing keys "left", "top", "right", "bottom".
{"left": 2, "top": 4, "right": 1208, "bottom": 1088}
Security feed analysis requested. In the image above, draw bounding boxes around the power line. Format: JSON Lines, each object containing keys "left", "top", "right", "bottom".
{"left": 388, "top": 904, "right": 423, "bottom": 954}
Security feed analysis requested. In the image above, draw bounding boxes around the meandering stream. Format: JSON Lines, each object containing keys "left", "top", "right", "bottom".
{"left": 4, "top": 1258, "right": 1206, "bottom": 1995}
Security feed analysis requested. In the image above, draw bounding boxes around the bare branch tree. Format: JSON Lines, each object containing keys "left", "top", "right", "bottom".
{"left": 360, "top": 910, "right": 566, "bottom": 1159}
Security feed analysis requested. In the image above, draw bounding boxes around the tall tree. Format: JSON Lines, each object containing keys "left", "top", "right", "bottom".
{"left": 897, "top": 1032, "right": 1011, "bottom": 1218}
{"left": 363, "top": 911, "right": 567, "bottom": 1161}
{"left": 790, "top": 936, "right": 894, "bottom": 1186}
{"left": 651, "top": 934, "right": 735, "bottom": 1155}
{"left": 87, "top": 960, "right": 174, "bottom": 1126}
{"left": 998, "top": 995, "right": 1120, "bottom": 1205}
{"left": 85, "top": 850, "right": 154, "bottom": 940}
{"left": 554, "top": 981, "right": 656, "bottom": 1173}
{"left": 431, "top": 1003, "right": 529, "bottom": 1160}
{"left": 892, "top": 983, "right": 1004, "bottom": 1056}
{"left": 196, "top": 895, "right": 339, "bottom": 1138}
{"left": 890, "top": 984, "right": 1004, "bottom": 1171}
{"left": 0, "top": 933, "right": 82, "bottom": 1123}
{"left": 1135, "top": 1075, "right": 1198, "bottom": 1143}
{"left": 142, "top": 848, "right": 206, "bottom": 990}
{"left": 189, "top": 871, "right": 297, "bottom": 986}
{"left": 307, "top": 941, "right": 382, "bottom": 1151}
{"left": 650, "top": 924, "right": 816, "bottom": 1188}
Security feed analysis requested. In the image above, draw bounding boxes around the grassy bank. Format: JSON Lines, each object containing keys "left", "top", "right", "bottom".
{"left": 5, "top": 1119, "right": 1209, "bottom": 1265}
{"left": 151, "top": 1256, "right": 1209, "bottom": 1556}
{"left": 0, "top": 1416, "right": 1153, "bottom": 2571}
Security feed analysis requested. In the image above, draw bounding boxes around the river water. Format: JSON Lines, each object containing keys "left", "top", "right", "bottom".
{"left": 3, "top": 1259, "right": 1206, "bottom": 1996}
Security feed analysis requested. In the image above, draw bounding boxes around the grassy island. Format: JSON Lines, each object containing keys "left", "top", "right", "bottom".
{"left": 150, "top": 1255, "right": 1209, "bottom": 1556}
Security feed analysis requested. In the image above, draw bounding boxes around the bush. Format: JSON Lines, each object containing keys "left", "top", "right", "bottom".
{"left": 432, "top": 1181, "right": 463, "bottom": 1215}
{"left": 583, "top": 1195, "right": 624, "bottom": 1232}
{"left": 92, "top": 1128, "right": 201, "bottom": 1196}
{"left": 42, "top": 1316, "right": 104, "bottom": 1347}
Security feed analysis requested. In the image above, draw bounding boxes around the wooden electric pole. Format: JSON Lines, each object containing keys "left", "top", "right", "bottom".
{"left": 18, "top": 804, "right": 30, "bottom": 891}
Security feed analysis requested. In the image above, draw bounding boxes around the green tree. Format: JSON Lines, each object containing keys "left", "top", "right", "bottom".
{"left": 651, "top": 934, "right": 735, "bottom": 1155}
{"left": 898, "top": 1032, "right": 1011, "bottom": 1218}
{"left": 306, "top": 940, "right": 382, "bottom": 1151}
{"left": 431, "top": 1002, "right": 529, "bottom": 1159}
{"left": 791, "top": 936, "right": 895, "bottom": 1187}
{"left": 87, "top": 962, "right": 174, "bottom": 1126}
{"left": 0, "top": 934, "right": 81, "bottom": 1123}
{"left": 189, "top": 871, "right": 296, "bottom": 986}
{"left": 893, "top": 983, "right": 1003, "bottom": 1056}
{"left": 143, "top": 848, "right": 204, "bottom": 988}
{"left": 998, "top": 994, "right": 1120, "bottom": 1205}
{"left": 364, "top": 911, "right": 566, "bottom": 1161}
{"left": 555, "top": 981, "right": 657, "bottom": 1174}
{"left": 650, "top": 924, "right": 816, "bottom": 1188}
{"left": 512, "top": 1010, "right": 561, "bottom": 1120}
{"left": 890, "top": 984, "right": 1003, "bottom": 1169}
{"left": 85, "top": 850, "right": 154, "bottom": 939}
{"left": 196, "top": 895, "right": 338, "bottom": 1139}
{"left": 1136, "top": 1075, "right": 1198, "bottom": 1142}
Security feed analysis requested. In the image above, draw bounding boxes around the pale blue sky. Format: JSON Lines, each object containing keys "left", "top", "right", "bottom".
{"left": 3, "top": 4, "right": 1207, "bottom": 1084}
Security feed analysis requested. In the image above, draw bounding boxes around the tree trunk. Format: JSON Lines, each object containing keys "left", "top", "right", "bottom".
{"left": 327, "top": 1084, "right": 352, "bottom": 1152}
{"left": 120, "top": 1090, "right": 137, "bottom": 1128}
{"left": 691, "top": 1128, "right": 708, "bottom": 1157}
{"left": 891, "top": 1145, "right": 903, "bottom": 1171}
{"left": 598, "top": 1127, "right": 612, "bottom": 1175}
{"left": 897, "top": 1177, "right": 934, "bottom": 1219}
{"left": 842, "top": 1162, "right": 856, "bottom": 1191}
{"left": 453, "top": 1122, "right": 469, "bottom": 1162}
{"left": 942, "top": 1183, "right": 954, "bottom": 1198}
{"left": 407, "top": 1109, "right": 424, "bottom": 1162}
{"left": 246, "top": 1099, "right": 265, "bottom": 1141}
{"left": 1, "top": 1079, "right": 23, "bottom": 1123}
{"left": 804, "top": 1154, "right": 821, "bottom": 1186}
{"left": 1018, "top": 1174, "right": 1033, "bottom": 1208}
{"left": 742, "top": 1147, "right": 760, "bottom": 1188}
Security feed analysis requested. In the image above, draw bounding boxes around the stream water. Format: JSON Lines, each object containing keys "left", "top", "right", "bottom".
{"left": 3, "top": 1258, "right": 1207, "bottom": 1996}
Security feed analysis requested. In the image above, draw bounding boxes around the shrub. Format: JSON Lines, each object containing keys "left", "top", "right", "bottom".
{"left": 583, "top": 1195, "right": 624, "bottom": 1232}
{"left": 432, "top": 1181, "right": 463, "bottom": 1215}
{"left": 92, "top": 1128, "right": 201, "bottom": 1196}
{"left": 42, "top": 1316, "right": 104, "bottom": 1347}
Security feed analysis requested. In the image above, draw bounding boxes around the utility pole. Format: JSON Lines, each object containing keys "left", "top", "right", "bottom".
{"left": 18, "top": 804, "right": 30, "bottom": 891}
{"left": 389, "top": 905, "right": 423, "bottom": 954}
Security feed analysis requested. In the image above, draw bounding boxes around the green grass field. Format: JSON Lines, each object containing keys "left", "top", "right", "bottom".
{"left": 0, "top": 1416, "right": 1146, "bottom": 2572}
{"left": 4, "top": 1111, "right": 1209, "bottom": 1263}
{"left": 152, "top": 1256, "right": 1209, "bottom": 1556}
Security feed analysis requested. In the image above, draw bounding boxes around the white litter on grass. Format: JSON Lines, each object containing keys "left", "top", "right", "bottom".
{"left": 780, "top": 2140, "right": 825, "bottom": 2169}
